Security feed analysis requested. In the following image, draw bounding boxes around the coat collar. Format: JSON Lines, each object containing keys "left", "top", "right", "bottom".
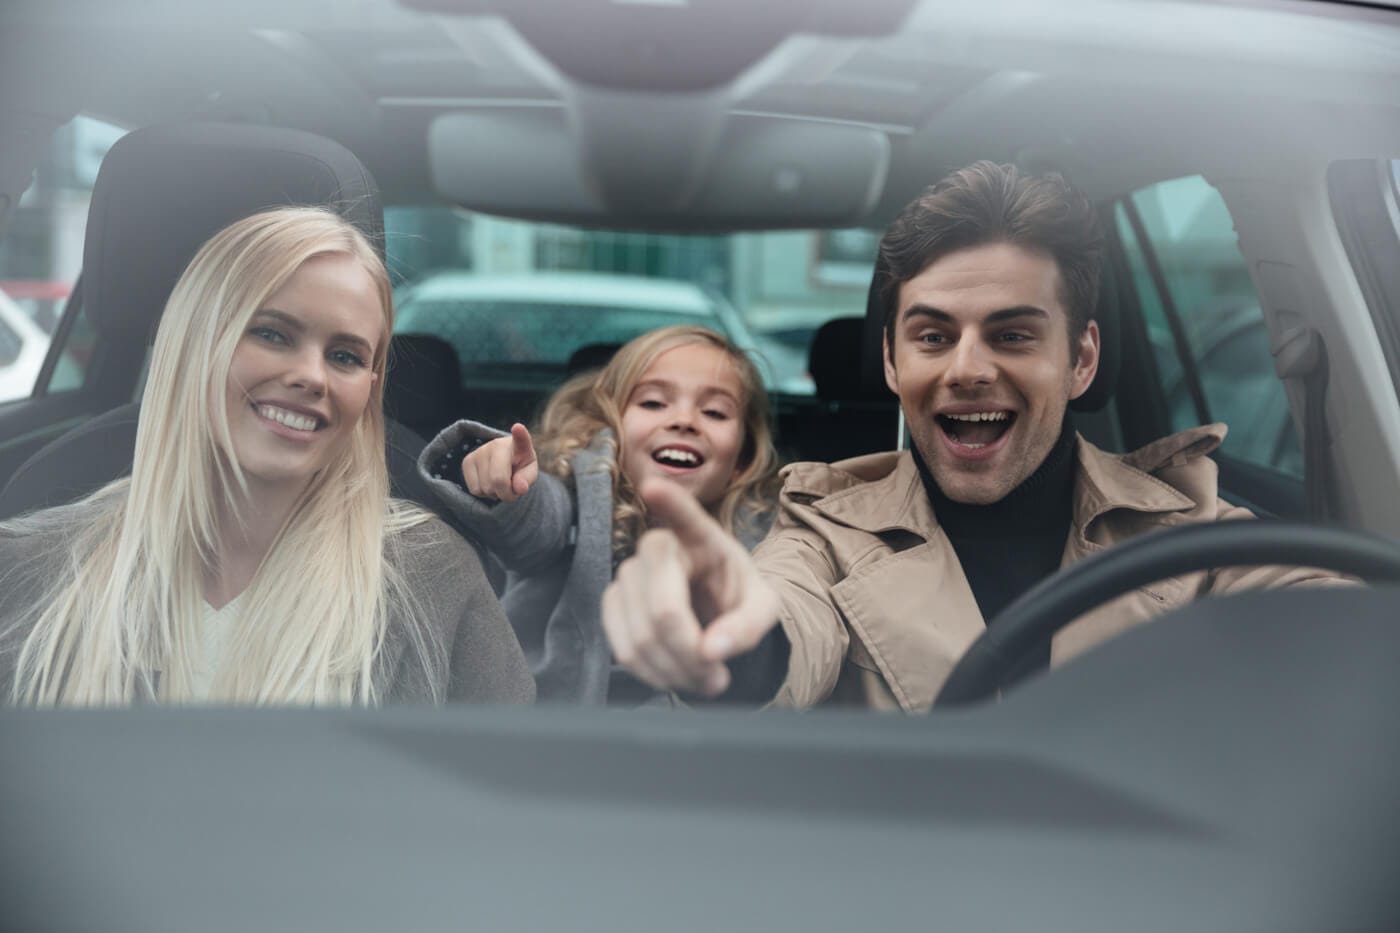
{"left": 1072, "top": 431, "right": 1211, "bottom": 529}
{"left": 783, "top": 451, "right": 938, "bottom": 539}
{"left": 789, "top": 425, "right": 1223, "bottom": 541}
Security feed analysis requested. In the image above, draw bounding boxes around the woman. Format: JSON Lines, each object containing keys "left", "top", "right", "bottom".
{"left": 420, "top": 325, "right": 784, "bottom": 705}
{"left": 0, "top": 207, "right": 533, "bottom": 706}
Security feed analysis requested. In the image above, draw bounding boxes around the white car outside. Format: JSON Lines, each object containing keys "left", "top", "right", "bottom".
{"left": 0, "top": 290, "right": 50, "bottom": 405}
{"left": 394, "top": 271, "right": 813, "bottom": 394}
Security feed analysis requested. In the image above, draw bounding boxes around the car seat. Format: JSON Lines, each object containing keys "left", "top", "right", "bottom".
{"left": 385, "top": 334, "right": 465, "bottom": 441}
{"left": 566, "top": 342, "right": 623, "bottom": 376}
{"left": 784, "top": 315, "right": 901, "bottom": 463}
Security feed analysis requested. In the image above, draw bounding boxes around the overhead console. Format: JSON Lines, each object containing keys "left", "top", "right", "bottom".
{"left": 397, "top": 0, "right": 916, "bottom": 92}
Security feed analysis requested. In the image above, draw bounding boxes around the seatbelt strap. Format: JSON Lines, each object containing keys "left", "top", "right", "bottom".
{"left": 1273, "top": 325, "right": 1335, "bottom": 521}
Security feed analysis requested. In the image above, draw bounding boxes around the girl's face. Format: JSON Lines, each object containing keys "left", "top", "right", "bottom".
{"left": 223, "top": 252, "right": 382, "bottom": 496}
{"left": 619, "top": 342, "right": 747, "bottom": 511}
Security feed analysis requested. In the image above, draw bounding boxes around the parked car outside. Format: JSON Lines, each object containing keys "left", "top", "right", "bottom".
{"left": 393, "top": 270, "right": 814, "bottom": 395}
{"left": 0, "top": 288, "right": 50, "bottom": 405}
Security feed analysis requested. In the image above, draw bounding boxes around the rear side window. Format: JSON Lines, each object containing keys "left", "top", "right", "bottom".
{"left": 1115, "top": 175, "right": 1302, "bottom": 477}
{"left": 0, "top": 115, "right": 126, "bottom": 398}
{"left": 0, "top": 314, "right": 20, "bottom": 366}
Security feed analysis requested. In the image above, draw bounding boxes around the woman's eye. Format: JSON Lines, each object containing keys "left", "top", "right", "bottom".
{"left": 637, "top": 399, "right": 665, "bottom": 410}
{"left": 329, "top": 349, "right": 368, "bottom": 369}
{"left": 250, "top": 326, "right": 288, "bottom": 345}
{"left": 703, "top": 409, "right": 731, "bottom": 420}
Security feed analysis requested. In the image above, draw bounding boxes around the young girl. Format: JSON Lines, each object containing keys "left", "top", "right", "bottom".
{"left": 0, "top": 207, "right": 533, "bottom": 706}
{"left": 420, "top": 325, "right": 782, "bottom": 704}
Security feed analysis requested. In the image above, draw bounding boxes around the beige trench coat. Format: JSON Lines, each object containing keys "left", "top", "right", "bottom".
{"left": 755, "top": 425, "right": 1341, "bottom": 712}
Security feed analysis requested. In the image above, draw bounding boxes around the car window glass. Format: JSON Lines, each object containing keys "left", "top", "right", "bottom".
{"left": 0, "top": 314, "right": 20, "bottom": 367}
{"left": 46, "top": 301, "right": 98, "bottom": 394}
{"left": 1115, "top": 176, "right": 1303, "bottom": 477}
{"left": 385, "top": 207, "right": 879, "bottom": 398}
{"left": 0, "top": 115, "right": 126, "bottom": 398}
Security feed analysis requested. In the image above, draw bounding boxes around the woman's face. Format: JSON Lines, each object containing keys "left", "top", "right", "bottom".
{"left": 619, "top": 342, "right": 747, "bottom": 511}
{"left": 223, "top": 252, "right": 383, "bottom": 494}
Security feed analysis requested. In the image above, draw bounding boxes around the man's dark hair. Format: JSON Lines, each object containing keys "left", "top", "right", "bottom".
{"left": 878, "top": 161, "right": 1104, "bottom": 354}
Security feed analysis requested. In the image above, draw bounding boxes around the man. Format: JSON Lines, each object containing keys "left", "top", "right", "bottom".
{"left": 600, "top": 161, "right": 1338, "bottom": 712}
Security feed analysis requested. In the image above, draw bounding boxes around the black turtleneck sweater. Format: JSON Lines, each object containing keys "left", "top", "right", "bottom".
{"left": 913, "top": 417, "right": 1078, "bottom": 685}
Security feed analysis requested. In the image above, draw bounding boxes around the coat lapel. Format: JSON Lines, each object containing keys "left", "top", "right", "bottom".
{"left": 807, "top": 453, "right": 986, "bottom": 712}
{"left": 1050, "top": 436, "right": 1201, "bottom": 663}
{"left": 831, "top": 536, "right": 984, "bottom": 712}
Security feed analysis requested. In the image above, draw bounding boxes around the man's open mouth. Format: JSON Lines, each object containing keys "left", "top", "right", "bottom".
{"left": 935, "top": 411, "right": 1014, "bottom": 449}
{"left": 653, "top": 446, "right": 705, "bottom": 469}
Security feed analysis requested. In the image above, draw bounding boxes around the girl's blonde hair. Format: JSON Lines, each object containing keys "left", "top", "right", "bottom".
{"left": 6, "top": 206, "right": 434, "bottom": 706}
{"left": 534, "top": 325, "right": 778, "bottom": 558}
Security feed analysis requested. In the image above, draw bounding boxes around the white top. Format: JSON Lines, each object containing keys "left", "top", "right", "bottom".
{"left": 192, "top": 596, "right": 242, "bottom": 701}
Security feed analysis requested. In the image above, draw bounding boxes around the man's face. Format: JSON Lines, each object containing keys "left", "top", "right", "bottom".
{"left": 884, "top": 241, "right": 1099, "bottom": 505}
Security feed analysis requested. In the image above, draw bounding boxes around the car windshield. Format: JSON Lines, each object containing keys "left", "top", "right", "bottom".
{"left": 2, "top": 0, "right": 1400, "bottom": 924}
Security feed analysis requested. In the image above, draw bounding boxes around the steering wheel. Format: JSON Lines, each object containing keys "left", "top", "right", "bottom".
{"left": 933, "top": 521, "right": 1400, "bottom": 709}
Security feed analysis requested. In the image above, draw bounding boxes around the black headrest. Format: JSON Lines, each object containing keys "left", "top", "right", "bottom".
{"left": 84, "top": 123, "right": 382, "bottom": 345}
{"left": 860, "top": 250, "right": 1122, "bottom": 413}
{"left": 386, "top": 334, "right": 463, "bottom": 432}
{"left": 567, "top": 342, "right": 622, "bottom": 376}
{"left": 810, "top": 317, "right": 890, "bottom": 403}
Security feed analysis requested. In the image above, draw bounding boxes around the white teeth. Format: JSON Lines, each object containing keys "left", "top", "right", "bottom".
{"left": 945, "top": 411, "right": 1009, "bottom": 422}
{"left": 654, "top": 448, "right": 699, "bottom": 465}
{"left": 256, "top": 404, "right": 318, "bottom": 432}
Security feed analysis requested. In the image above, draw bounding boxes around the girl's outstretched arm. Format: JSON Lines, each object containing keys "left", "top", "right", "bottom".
{"left": 418, "top": 420, "right": 576, "bottom": 574}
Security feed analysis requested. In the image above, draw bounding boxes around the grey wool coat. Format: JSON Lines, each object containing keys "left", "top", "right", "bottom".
{"left": 419, "top": 420, "right": 621, "bottom": 704}
{"left": 0, "top": 508, "right": 535, "bottom": 705}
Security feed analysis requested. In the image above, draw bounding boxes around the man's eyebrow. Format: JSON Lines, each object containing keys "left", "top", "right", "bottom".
{"left": 253, "top": 308, "right": 376, "bottom": 354}
{"left": 900, "top": 304, "right": 1050, "bottom": 325}
{"left": 986, "top": 305, "right": 1050, "bottom": 324}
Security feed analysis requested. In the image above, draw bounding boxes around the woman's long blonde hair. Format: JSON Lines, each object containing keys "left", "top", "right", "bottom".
{"left": 534, "top": 325, "right": 778, "bottom": 559}
{"left": 5, "top": 206, "right": 432, "bottom": 706}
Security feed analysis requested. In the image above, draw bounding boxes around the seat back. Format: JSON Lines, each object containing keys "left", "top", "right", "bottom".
{"left": 567, "top": 342, "right": 623, "bottom": 376}
{"left": 775, "top": 316, "right": 900, "bottom": 463}
{"left": 84, "top": 123, "right": 381, "bottom": 398}
{"left": 385, "top": 334, "right": 465, "bottom": 441}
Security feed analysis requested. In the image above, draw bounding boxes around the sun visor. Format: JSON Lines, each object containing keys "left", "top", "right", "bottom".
{"left": 429, "top": 109, "right": 889, "bottom": 229}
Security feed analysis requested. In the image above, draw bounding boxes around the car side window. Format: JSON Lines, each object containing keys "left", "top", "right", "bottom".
{"left": 0, "top": 116, "right": 126, "bottom": 399}
{"left": 1115, "top": 175, "right": 1303, "bottom": 477}
{"left": 0, "top": 313, "right": 20, "bottom": 366}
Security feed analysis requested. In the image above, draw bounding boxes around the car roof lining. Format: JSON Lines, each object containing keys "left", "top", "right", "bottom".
{"left": 4, "top": 0, "right": 1400, "bottom": 228}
